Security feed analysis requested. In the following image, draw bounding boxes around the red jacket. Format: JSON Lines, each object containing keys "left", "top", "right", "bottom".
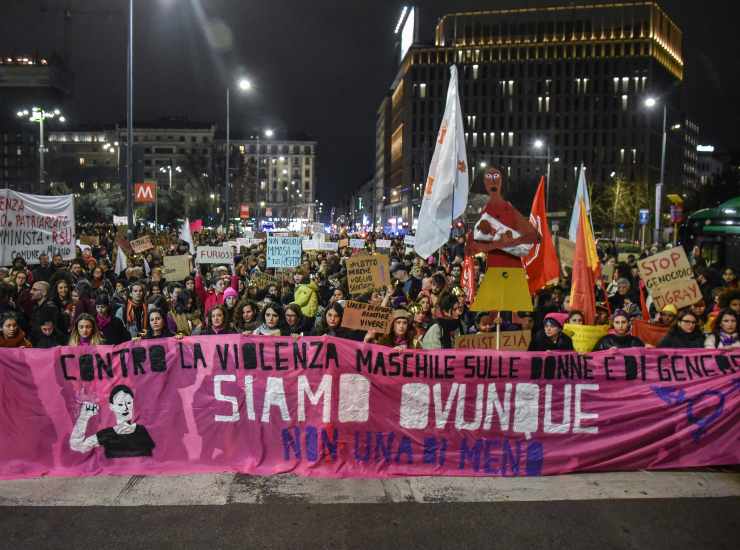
{"left": 195, "top": 273, "right": 239, "bottom": 314}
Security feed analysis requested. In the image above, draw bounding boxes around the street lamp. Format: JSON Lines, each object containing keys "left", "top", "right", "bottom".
{"left": 159, "top": 164, "right": 182, "bottom": 190}
{"left": 644, "top": 96, "right": 668, "bottom": 245}
{"left": 225, "top": 76, "right": 253, "bottom": 226}
{"left": 103, "top": 141, "right": 121, "bottom": 176}
{"left": 16, "top": 106, "right": 66, "bottom": 190}
{"left": 533, "top": 139, "right": 553, "bottom": 209}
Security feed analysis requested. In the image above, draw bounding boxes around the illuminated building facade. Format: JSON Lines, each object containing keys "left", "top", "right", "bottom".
{"left": 376, "top": 2, "right": 695, "bottom": 228}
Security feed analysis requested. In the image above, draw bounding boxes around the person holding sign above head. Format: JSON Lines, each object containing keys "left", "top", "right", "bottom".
{"left": 194, "top": 265, "right": 238, "bottom": 316}
{"left": 466, "top": 167, "right": 538, "bottom": 313}
{"left": 528, "top": 313, "right": 574, "bottom": 352}
{"left": 657, "top": 311, "right": 705, "bottom": 349}
{"left": 593, "top": 310, "right": 645, "bottom": 351}
{"left": 421, "top": 292, "right": 463, "bottom": 350}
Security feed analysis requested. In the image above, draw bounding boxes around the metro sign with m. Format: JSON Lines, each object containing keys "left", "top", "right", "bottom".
{"left": 134, "top": 182, "right": 157, "bottom": 204}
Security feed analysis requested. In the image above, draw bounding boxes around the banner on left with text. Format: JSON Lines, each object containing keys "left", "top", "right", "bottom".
{"left": 0, "top": 190, "right": 75, "bottom": 265}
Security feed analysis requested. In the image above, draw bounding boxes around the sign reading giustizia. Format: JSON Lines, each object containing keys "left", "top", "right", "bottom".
{"left": 0, "top": 190, "right": 75, "bottom": 264}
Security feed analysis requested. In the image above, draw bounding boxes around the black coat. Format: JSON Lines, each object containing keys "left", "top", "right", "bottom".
{"left": 594, "top": 334, "right": 645, "bottom": 351}
{"left": 34, "top": 330, "right": 67, "bottom": 349}
{"left": 657, "top": 330, "right": 705, "bottom": 349}
{"left": 528, "top": 330, "right": 575, "bottom": 352}
{"left": 29, "top": 300, "right": 66, "bottom": 346}
{"left": 100, "top": 317, "right": 132, "bottom": 346}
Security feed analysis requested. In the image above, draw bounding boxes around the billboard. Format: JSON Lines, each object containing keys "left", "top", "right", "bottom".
{"left": 396, "top": 6, "right": 417, "bottom": 63}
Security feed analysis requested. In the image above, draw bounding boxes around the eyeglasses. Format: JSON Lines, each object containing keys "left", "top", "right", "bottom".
{"left": 679, "top": 319, "right": 697, "bottom": 325}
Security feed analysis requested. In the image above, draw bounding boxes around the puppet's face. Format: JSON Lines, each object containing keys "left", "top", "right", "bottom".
{"left": 484, "top": 169, "right": 503, "bottom": 198}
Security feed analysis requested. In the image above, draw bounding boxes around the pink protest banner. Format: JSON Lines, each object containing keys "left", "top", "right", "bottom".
{"left": 0, "top": 337, "right": 738, "bottom": 480}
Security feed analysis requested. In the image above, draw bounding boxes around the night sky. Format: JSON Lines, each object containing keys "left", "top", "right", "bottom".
{"left": 2, "top": 0, "right": 739, "bottom": 207}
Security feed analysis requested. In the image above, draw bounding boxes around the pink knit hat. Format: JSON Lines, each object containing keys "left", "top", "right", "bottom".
{"left": 223, "top": 287, "right": 238, "bottom": 300}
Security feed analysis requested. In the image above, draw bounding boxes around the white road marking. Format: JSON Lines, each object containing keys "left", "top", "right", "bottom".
{"left": 0, "top": 471, "right": 737, "bottom": 507}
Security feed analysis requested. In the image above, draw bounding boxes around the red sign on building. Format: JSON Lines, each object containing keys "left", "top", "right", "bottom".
{"left": 134, "top": 182, "right": 157, "bottom": 204}
{"left": 240, "top": 204, "right": 250, "bottom": 219}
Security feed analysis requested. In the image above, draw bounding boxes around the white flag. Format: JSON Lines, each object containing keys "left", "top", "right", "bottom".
{"left": 415, "top": 65, "right": 469, "bottom": 259}
{"left": 179, "top": 218, "right": 195, "bottom": 254}
{"left": 568, "top": 164, "right": 591, "bottom": 242}
{"left": 114, "top": 245, "right": 128, "bottom": 276}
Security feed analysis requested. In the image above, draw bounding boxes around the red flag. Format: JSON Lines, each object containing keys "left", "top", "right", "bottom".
{"left": 523, "top": 177, "right": 560, "bottom": 294}
{"left": 461, "top": 255, "right": 477, "bottom": 304}
{"left": 569, "top": 200, "right": 597, "bottom": 324}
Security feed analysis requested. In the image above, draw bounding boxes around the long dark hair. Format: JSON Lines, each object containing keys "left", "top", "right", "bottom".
{"left": 669, "top": 310, "right": 701, "bottom": 336}
{"left": 145, "top": 308, "right": 173, "bottom": 339}
{"left": 710, "top": 308, "right": 739, "bottom": 347}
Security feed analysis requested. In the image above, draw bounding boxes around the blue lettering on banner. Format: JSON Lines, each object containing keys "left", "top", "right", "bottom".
{"left": 280, "top": 426, "right": 541, "bottom": 475}
{"left": 651, "top": 380, "right": 740, "bottom": 442}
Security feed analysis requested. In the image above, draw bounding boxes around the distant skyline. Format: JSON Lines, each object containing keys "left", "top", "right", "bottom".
{"left": 2, "top": 0, "right": 739, "bottom": 206}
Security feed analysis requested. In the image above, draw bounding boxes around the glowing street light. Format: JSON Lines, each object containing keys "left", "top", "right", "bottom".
{"left": 226, "top": 75, "right": 254, "bottom": 225}
{"left": 264, "top": 128, "right": 274, "bottom": 138}
{"left": 644, "top": 95, "right": 668, "bottom": 244}
{"left": 16, "top": 106, "right": 66, "bottom": 189}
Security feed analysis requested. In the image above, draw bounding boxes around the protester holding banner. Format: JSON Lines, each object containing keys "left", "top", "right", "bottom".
{"left": 69, "top": 313, "right": 105, "bottom": 346}
{"left": 657, "top": 311, "right": 705, "bottom": 349}
{"left": 199, "top": 305, "right": 235, "bottom": 336}
{"left": 593, "top": 310, "right": 645, "bottom": 351}
{"left": 95, "top": 294, "right": 131, "bottom": 346}
{"left": 528, "top": 313, "right": 575, "bottom": 352}
{"left": 252, "top": 303, "right": 286, "bottom": 336}
{"left": 704, "top": 309, "right": 740, "bottom": 349}
{"left": 312, "top": 303, "right": 358, "bottom": 340}
{"left": 284, "top": 304, "right": 311, "bottom": 336}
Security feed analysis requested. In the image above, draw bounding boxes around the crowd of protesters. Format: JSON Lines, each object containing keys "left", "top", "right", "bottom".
{"left": 0, "top": 222, "right": 738, "bottom": 353}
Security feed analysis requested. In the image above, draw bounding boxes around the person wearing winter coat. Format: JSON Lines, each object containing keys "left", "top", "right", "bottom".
{"left": 704, "top": 309, "right": 740, "bottom": 349}
{"left": 657, "top": 311, "right": 706, "bottom": 349}
{"left": 194, "top": 268, "right": 239, "bottom": 317}
{"left": 293, "top": 279, "right": 319, "bottom": 319}
{"left": 528, "top": 312, "right": 575, "bottom": 352}
{"left": 593, "top": 310, "right": 645, "bottom": 351}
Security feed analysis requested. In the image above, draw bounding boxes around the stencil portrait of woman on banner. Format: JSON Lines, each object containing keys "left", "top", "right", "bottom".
{"left": 466, "top": 167, "right": 538, "bottom": 312}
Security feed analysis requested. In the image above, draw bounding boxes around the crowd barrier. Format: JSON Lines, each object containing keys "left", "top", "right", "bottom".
{"left": 0, "top": 336, "right": 738, "bottom": 479}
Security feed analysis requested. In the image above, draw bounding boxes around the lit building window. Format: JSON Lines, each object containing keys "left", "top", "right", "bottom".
{"left": 419, "top": 83, "right": 427, "bottom": 99}
{"left": 79, "top": 158, "right": 85, "bottom": 166}
{"left": 621, "top": 94, "right": 629, "bottom": 111}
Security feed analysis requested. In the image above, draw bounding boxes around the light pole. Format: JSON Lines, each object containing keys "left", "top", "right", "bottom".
{"left": 225, "top": 77, "right": 252, "bottom": 228}
{"left": 533, "top": 139, "right": 552, "bottom": 209}
{"left": 103, "top": 141, "right": 121, "bottom": 178}
{"left": 159, "top": 164, "right": 182, "bottom": 190}
{"left": 645, "top": 96, "right": 668, "bottom": 246}
{"left": 126, "top": 0, "right": 134, "bottom": 235}
{"left": 16, "top": 107, "right": 66, "bottom": 191}
{"left": 258, "top": 128, "right": 274, "bottom": 225}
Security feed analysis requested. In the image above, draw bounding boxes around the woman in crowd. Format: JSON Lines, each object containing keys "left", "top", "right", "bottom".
{"left": 69, "top": 313, "right": 105, "bottom": 346}
{"left": 168, "top": 290, "right": 195, "bottom": 336}
{"left": 34, "top": 309, "right": 67, "bottom": 349}
{"left": 704, "top": 309, "right": 740, "bottom": 349}
{"left": 284, "top": 303, "right": 308, "bottom": 336}
{"left": 90, "top": 266, "right": 113, "bottom": 295}
{"left": 144, "top": 308, "right": 174, "bottom": 340}
{"left": 252, "top": 303, "right": 286, "bottom": 336}
{"left": 567, "top": 310, "right": 585, "bottom": 325}
{"left": 0, "top": 312, "right": 31, "bottom": 348}
{"left": 222, "top": 287, "right": 240, "bottom": 328}
{"left": 722, "top": 267, "right": 738, "bottom": 289}
{"left": 690, "top": 300, "right": 710, "bottom": 333}
{"left": 657, "top": 310, "right": 705, "bottom": 349}
{"left": 528, "top": 313, "right": 575, "bottom": 351}
{"left": 372, "top": 309, "right": 418, "bottom": 350}
{"left": 51, "top": 277, "right": 74, "bottom": 328}
{"left": 95, "top": 294, "right": 131, "bottom": 345}
{"left": 235, "top": 298, "right": 261, "bottom": 335}
{"left": 312, "top": 303, "right": 357, "bottom": 339}
{"left": 593, "top": 310, "right": 645, "bottom": 351}
{"left": 200, "top": 305, "right": 234, "bottom": 336}
{"left": 421, "top": 292, "right": 463, "bottom": 350}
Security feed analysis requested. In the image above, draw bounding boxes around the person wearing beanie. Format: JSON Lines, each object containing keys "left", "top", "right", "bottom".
{"left": 222, "top": 286, "right": 239, "bottom": 328}
{"left": 528, "top": 313, "right": 575, "bottom": 351}
{"left": 194, "top": 266, "right": 239, "bottom": 316}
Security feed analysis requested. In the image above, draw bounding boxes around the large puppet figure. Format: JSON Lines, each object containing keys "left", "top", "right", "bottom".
{"left": 467, "top": 167, "right": 538, "bottom": 312}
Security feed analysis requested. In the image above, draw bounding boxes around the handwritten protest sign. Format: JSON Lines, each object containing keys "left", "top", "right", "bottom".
{"left": 0, "top": 190, "right": 75, "bottom": 264}
{"left": 319, "top": 241, "right": 339, "bottom": 252}
{"left": 267, "top": 236, "right": 302, "bottom": 268}
{"left": 349, "top": 238, "right": 365, "bottom": 249}
{"left": 375, "top": 239, "right": 392, "bottom": 249}
{"left": 163, "top": 255, "right": 191, "bottom": 281}
{"left": 130, "top": 235, "right": 154, "bottom": 254}
{"left": 341, "top": 301, "right": 392, "bottom": 333}
{"left": 113, "top": 215, "right": 128, "bottom": 226}
{"left": 558, "top": 239, "right": 575, "bottom": 268}
{"left": 404, "top": 235, "right": 416, "bottom": 246}
{"left": 252, "top": 272, "right": 279, "bottom": 290}
{"left": 302, "top": 239, "right": 319, "bottom": 251}
{"left": 564, "top": 324, "right": 609, "bottom": 353}
{"left": 346, "top": 254, "right": 391, "bottom": 296}
{"left": 455, "top": 330, "right": 531, "bottom": 351}
{"left": 196, "top": 246, "right": 233, "bottom": 264}
{"left": 637, "top": 248, "right": 701, "bottom": 310}
{"left": 79, "top": 235, "right": 99, "bottom": 247}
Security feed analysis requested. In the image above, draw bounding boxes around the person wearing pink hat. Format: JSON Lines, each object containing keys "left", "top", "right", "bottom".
{"left": 528, "top": 312, "right": 574, "bottom": 351}
{"left": 194, "top": 266, "right": 239, "bottom": 316}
